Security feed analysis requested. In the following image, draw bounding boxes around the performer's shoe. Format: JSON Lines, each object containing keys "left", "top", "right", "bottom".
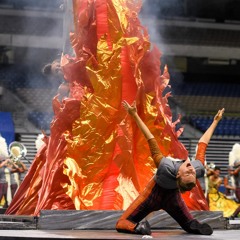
{"left": 226, "top": 215, "right": 235, "bottom": 220}
{"left": 189, "top": 220, "right": 213, "bottom": 235}
{"left": 134, "top": 220, "right": 151, "bottom": 235}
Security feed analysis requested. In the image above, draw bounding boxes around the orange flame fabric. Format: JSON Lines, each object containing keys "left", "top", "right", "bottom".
{"left": 6, "top": 0, "right": 208, "bottom": 215}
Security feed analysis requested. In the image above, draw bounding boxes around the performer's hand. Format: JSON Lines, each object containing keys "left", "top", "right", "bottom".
{"left": 122, "top": 100, "right": 137, "bottom": 116}
{"left": 4, "top": 159, "right": 10, "bottom": 165}
{"left": 214, "top": 108, "right": 224, "bottom": 122}
{"left": 0, "top": 158, "right": 9, "bottom": 167}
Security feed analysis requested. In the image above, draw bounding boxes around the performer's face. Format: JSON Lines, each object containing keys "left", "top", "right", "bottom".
{"left": 213, "top": 169, "right": 220, "bottom": 177}
{"left": 177, "top": 158, "right": 196, "bottom": 185}
{"left": 51, "top": 61, "right": 63, "bottom": 77}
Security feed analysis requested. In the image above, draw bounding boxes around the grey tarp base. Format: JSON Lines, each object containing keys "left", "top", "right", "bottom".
{"left": 0, "top": 210, "right": 239, "bottom": 239}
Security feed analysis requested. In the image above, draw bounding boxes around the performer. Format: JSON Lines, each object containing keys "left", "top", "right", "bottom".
{"left": 7, "top": 160, "right": 27, "bottom": 198}
{"left": 42, "top": 59, "right": 70, "bottom": 101}
{"left": 229, "top": 143, "right": 240, "bottom": 202}
{"left": 224, "top": 165, "right": 237, "bottom": 201}
{"left": 116, "top": 101, "right": 224, "bottom": 235}
{"left": 207, "top": 166, "right": 240, "bottom": 219}
{"left": 233, "top": 159, "right": 240, "bottom": 202}
{"left": 42, "top": 59, "right": 63, "bottom": 79}
{"left": 0, "top": 157, "right": 9, "bottom": 208}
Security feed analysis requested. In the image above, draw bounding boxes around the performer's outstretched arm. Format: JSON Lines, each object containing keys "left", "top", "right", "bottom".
{"left": 198, "top": 108, "right": 224, "bottom": 144}
{"left": 122, "top": 100, "right": 163, "bottom": 167}
{"left": 122, "top": 100, "right": 154, "bottom": 140}
{"left": 195, "top": 108, "right": 224, "bottom": 165}
{"left": 233, "top": 165, "right": 240, "bottom": 175}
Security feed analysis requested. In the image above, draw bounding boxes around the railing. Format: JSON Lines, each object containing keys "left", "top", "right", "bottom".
{"left": 17, "top": 132, "right": 239, "bottom": 180}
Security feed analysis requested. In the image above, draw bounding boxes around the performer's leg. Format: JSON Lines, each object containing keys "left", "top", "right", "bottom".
{"left": 230, "top": 206, "right": 240, "bottom": 219}
{"left": 116, "top": 178, "right": 161, "bottom": 235}
{"left": 235, "top": 187, "right": 240, "bottom": 202}
{"left": 2, "top": 183, "right": 8, "bottom": 208}
{"left": 0, "top": 183, "right": 4, "bottom": 206}
{"left": 10, "top": 184, "right": 18, "bottom": 198}
{"left": 163, "top": 190, "right": 213, "bottom": 235}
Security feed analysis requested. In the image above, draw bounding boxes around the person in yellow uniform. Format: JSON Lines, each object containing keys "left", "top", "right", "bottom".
{"left": 207, "top": 166, "right": 240, "bottom": 219}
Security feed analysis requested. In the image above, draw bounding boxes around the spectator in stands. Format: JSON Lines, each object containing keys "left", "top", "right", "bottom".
{"left": 116, "top": 101, "right": 225, "bottom": 236}
{"left": 207, "top": 166, "right": 240, "bottom": 219}
{"left": 0, "top": 157, "right": 9, "bottom": 208}
{"left": 42, "top": 59, "right": 70, "bottom": 101}
{"left": 224, "top": 165, "right": 237, "bottom": 201}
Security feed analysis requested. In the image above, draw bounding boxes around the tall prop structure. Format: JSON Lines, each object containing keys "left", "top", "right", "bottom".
{"left": 6, "top": 0, "right": 208, "bottom": 216}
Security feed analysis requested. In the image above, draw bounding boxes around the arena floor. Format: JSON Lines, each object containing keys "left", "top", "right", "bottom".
{"left": 0, "top": 229, "right": 239, "bottom": 240}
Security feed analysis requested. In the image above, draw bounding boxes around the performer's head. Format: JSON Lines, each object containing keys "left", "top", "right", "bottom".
{"left": 176, "top": 158, "right": 196, "bottom": 193}
{"left": 234, "top": 159, "right": 240, "bottom": 168}
{"left": 42, "top": 59, "right": 63, "bottom": 78}
{"left": 227, "top": 165, "right": 234, "bottom": 174}
{"left": 213, "top": 166, "right": 221, "bottom": 177}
